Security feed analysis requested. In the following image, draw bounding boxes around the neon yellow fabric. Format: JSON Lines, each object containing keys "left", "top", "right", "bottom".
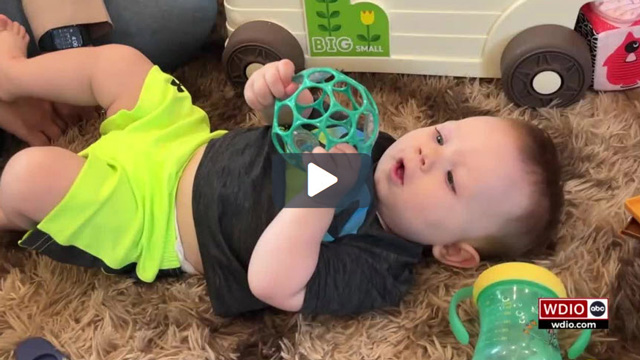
{"left": 20, "top": 66, "right": 227, "bottom": 282}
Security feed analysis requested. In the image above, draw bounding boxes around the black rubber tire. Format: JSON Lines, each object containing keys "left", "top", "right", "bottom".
{"left": 222, "top": 21, "right": 305, "bottom": 86}
{"left": 501, "top": 24, "right": 592, "bottom": 108}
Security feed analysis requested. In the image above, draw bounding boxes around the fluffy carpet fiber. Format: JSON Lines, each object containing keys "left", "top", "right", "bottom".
{"left": 1, "top": 25, "right": 640, "bottom": 360}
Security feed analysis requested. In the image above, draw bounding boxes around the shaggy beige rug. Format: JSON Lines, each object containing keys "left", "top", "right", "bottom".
{"left": 1, "top": 21, "right": 640, "bottom": 360}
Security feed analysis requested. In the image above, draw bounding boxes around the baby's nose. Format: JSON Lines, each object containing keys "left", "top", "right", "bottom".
{"left": 416, "top": 146, "right": 440, "bottom": 172}
{"left": 417, "top": 147, "right": 436, "bottom": 172}
{"left": 418, "top": 148, "right": 426, "bottom": 166}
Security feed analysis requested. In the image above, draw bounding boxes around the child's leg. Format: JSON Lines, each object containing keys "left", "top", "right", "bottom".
{"left": 0, "top": 146, "right": 84, "bottom": 230}
{"left": 0, "top": 15, "right": 153, "bottom": 118}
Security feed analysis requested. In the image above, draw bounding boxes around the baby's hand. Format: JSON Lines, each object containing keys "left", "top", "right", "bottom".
{"left": 244, "top": 60, "right": 297, "bottom": 112}
{"left": 312, "top": 143, "right": 360, "bottom": 177}
{"left": 244, "top": 60, "right": 314, "bottom": 123}
{"left": 314, "top": 143, "right": 358, "bottom": 155}
{"left": 303, "top": 143, "right": 361, "bottom": 207}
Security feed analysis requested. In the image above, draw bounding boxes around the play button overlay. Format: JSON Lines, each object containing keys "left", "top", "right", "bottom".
{"left": 307, "top": 163, "right": 338, "bottom": 197}
{"left": 272, "top": 153, "right": 373, "bottom": 209}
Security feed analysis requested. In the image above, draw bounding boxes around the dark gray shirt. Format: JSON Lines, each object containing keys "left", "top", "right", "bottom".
{"left": 192, "top": 126, "right": 425, "bottom": 317}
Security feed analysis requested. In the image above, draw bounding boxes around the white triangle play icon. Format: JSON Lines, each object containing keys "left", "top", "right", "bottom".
{"left": 307, "top": 162, "right": 338, "bottom": 197}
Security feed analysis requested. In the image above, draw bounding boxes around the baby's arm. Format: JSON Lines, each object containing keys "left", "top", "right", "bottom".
{"left": 245, "top": 60, "right": 345, "bottom": 311}
{"left": 248, "top": 143, "right": 360, "bottom": 311}
{"left": 248, "top": 197, "right": 334, "bottom": 311}
{"left": 0, "top": 19, "right": 152, "bottom": 119}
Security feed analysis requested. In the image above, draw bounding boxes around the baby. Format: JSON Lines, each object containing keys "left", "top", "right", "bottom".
{"left": 0, "top": 15, "right": 563, "bottom": 317}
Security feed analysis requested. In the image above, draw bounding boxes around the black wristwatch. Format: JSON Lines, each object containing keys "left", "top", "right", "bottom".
{"left": 38, "top": 25, "right": 92, "bottom": 52}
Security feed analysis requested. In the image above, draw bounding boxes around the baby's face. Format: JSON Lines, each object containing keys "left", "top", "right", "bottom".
{"left": 374, "top": 117, "right": 532, "bottom": 246}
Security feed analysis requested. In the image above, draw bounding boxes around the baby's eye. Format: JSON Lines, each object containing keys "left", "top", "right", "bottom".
{"left": 435, "top": 127, "right": 444, "bottom": 145}
{"left": 447, "top": 171, "right": 457, "bottom": 194}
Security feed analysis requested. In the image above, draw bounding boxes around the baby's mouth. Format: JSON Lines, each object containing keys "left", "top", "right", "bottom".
{"left": 392, "top": 159, "right": 405, "bottom": 185}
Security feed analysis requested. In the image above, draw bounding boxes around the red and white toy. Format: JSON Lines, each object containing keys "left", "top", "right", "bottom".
{"left": 576, "top": 0, "right": 640, "bottom": 91}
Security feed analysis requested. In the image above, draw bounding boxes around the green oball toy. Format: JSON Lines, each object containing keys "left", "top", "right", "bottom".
{"left": 271, "top": 68, "right": 380, "bottom": 167}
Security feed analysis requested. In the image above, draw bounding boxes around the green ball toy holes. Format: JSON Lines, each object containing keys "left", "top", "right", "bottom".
{"left": 272, "top": 68, "right": 380, "bottom": 168}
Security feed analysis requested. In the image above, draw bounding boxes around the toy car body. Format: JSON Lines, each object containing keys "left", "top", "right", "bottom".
{"left": 223, "top": 0, "right": 595, "bottom": 107}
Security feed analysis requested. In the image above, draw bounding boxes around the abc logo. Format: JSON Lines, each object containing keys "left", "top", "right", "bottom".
{"left": 590, "top": 301, "right": 606, "bottom": 317}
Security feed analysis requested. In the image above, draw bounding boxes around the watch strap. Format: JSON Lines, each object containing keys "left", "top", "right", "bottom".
{"left": 38, "top": 25, "right": 92, "bottom": 51}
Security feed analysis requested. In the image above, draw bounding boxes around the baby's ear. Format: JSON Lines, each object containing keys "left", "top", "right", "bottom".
{"left": 432, "top": 243, "right": 480, "bottom": 268}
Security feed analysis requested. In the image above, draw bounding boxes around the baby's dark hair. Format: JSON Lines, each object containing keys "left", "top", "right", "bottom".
{"left": 475, "top": 119, "right": 564, "bottom": 259}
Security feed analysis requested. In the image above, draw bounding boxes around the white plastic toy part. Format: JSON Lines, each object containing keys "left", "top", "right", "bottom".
{"left": 222, "top": 0, "right": 595, "bottom": 108}
{"left": 224, "top": 0, "right": 588, "bottom": 77}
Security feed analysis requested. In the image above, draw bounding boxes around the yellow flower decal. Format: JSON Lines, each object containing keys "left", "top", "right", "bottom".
{"left": 360, "top": 10, "right": 375, "bottom": 26}
{"left": 358, "top": 10, "right": 379, "bottom": 46}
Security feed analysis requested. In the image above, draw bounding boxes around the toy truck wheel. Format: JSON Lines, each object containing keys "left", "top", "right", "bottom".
{"left": 222, "top": 21, "right": 305, "bottom": 86}
{"left": 501, "top": 25, "right": 592, "bottom": 108}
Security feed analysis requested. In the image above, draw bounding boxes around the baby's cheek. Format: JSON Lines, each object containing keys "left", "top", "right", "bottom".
{"left": 404, "top": 197, "right": 435, "bottom": 226}
{"left": 386, "top": 198, "right": 419, "bottom": 230}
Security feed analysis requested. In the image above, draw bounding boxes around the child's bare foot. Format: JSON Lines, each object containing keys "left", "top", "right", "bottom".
{"left": 0, "top": 15, "right": 29, "bottom": 101}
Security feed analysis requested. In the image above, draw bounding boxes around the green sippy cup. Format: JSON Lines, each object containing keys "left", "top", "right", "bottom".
{"left": 449, "top": 262, "right": 592, "bottom": 360}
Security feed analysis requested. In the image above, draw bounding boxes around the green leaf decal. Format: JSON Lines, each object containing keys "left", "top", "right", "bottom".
{"left": 330, "top": 10, "right": 340, "bottom": 18}
{"left": 318, "top": 24, "right": 329, "bottom": 32}
{"left": 370, "top": 34, "right": 381, "bottom": 42}
{"left": 331, "top": 24, "right": 342, "bottom": 32}
{"left": 316, "top": 11, "right": 328, "bottom": 18}
{"left": 357, "top": 34, "right": 368, "bottom": 42}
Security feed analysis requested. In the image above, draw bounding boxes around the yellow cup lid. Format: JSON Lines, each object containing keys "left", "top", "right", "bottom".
{"left": 472, "top": 262, "right": 567, "bottom": 303}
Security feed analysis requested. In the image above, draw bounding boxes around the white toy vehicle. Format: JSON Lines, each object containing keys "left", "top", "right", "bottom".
{"left": 222, "top": 0, "right": 594, "bottom": 108}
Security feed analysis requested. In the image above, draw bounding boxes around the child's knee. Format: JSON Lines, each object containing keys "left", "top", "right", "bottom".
{"left": 99, "top": 44, "right": 150, "bottom": 69}
{"left": 1, "top": 147, "right": 54, "bottom": 206}
{"left": 0, "top": 147, "right": 83, "bottom": 222}
{"left": 93, "top": 44, "right": 153, "bottom": 116}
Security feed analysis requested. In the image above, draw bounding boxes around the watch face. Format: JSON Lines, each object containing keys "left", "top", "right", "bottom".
{"left": 52, "top": 27, "right": 83, "bottom": 49}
